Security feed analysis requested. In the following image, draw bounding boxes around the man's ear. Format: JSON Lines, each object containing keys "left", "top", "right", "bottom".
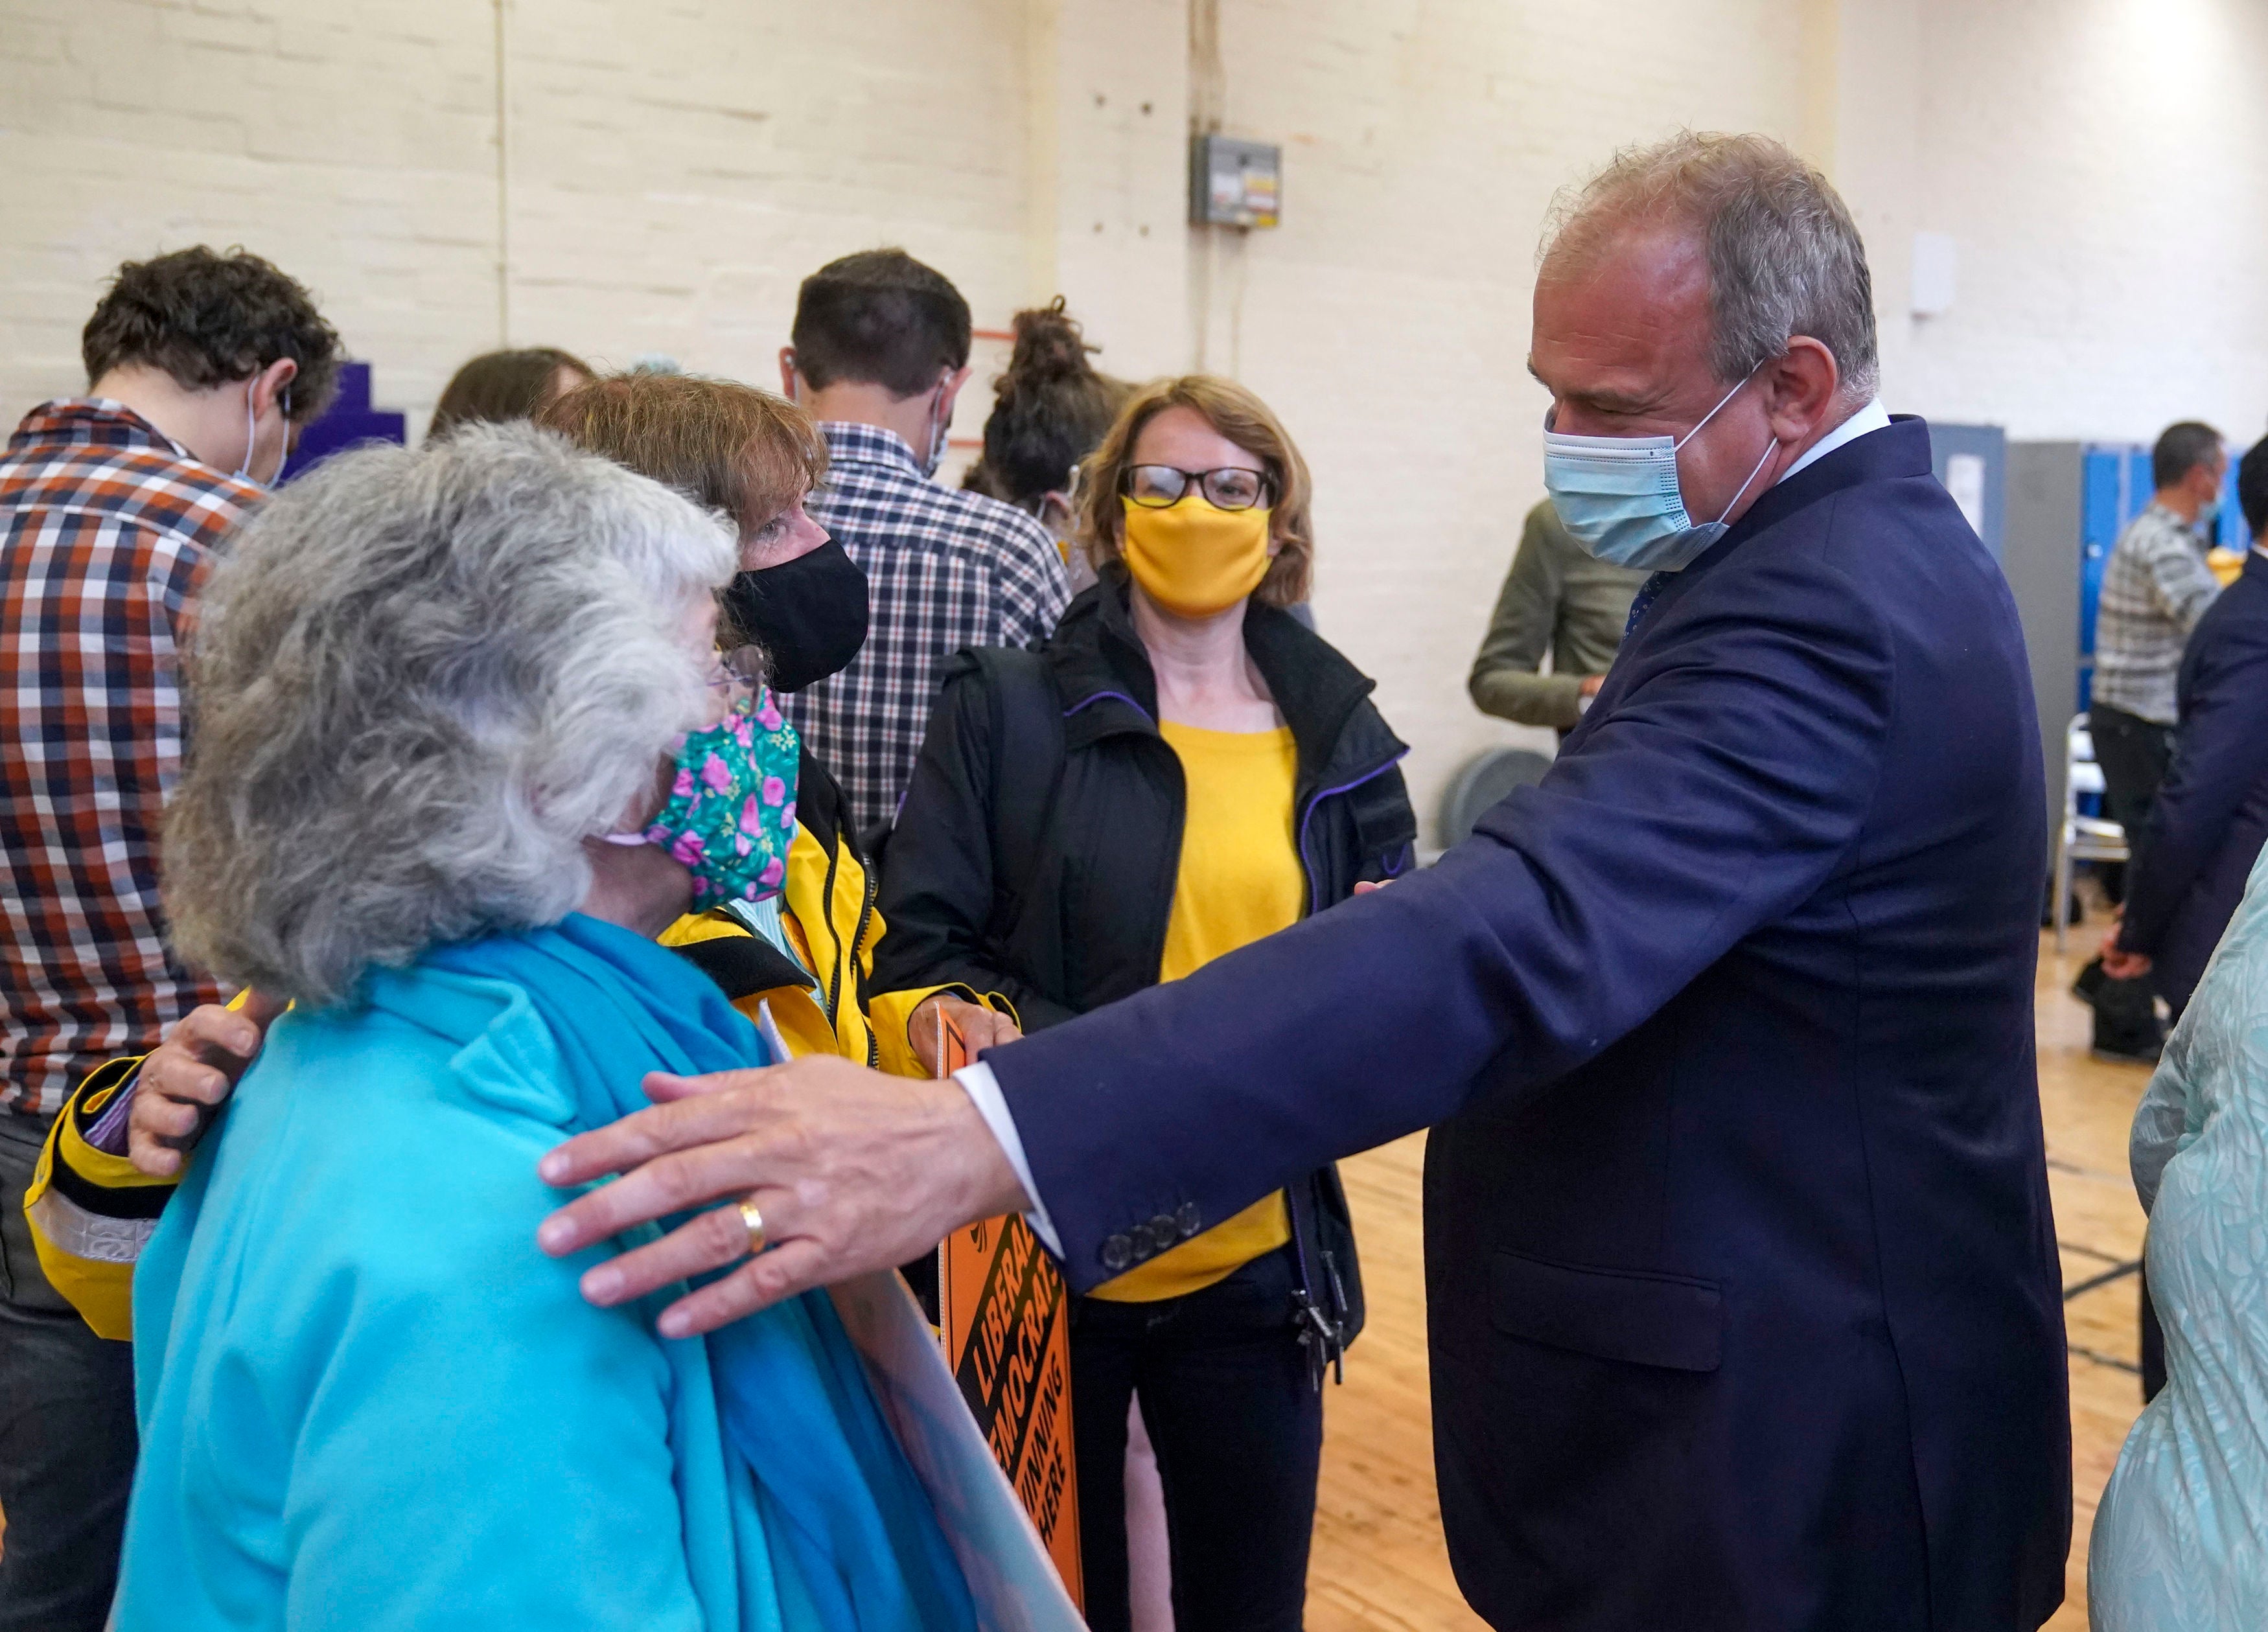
{"left": 255, "top": 357, "right": 298, "bottom": 418}
{"left": 936, "top": 363, "right": 974, "bottom": 420}
{"left": 778, "top": 347, "right": 800, "bottom": 401}
{"left": 1765, "top": 337, "right": 1840, "bottom": 444}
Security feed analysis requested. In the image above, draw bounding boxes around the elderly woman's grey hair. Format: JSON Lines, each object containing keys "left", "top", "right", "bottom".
{"left": 163, "top": 422, "right": 736, "bottom": 1007}
{"left": 1539, "top": 131, "right": 1880, "bottom": 404}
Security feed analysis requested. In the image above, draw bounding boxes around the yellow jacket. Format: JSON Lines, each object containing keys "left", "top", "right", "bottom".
{"left": 29, "top": 763, "right": 954, "bottom": 1340}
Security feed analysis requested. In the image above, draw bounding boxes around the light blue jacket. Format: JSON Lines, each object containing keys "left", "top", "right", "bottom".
{"left": 116, "top": 961, "right": 776, "bottom": 1631}
{"left": 2091, "top": 845, "right": 2268, "bottom": 1630}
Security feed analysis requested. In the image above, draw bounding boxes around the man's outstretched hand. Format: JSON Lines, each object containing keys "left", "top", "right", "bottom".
{"left": 535, "top": 1053, "right": 1031, "bottom": 1337}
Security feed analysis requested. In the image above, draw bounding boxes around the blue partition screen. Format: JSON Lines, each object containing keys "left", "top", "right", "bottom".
{"left": 276, "top": 362, "right": 405, "bottom": 485}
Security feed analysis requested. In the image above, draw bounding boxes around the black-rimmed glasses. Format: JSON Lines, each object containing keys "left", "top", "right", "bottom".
{"left": 1122, "top": 464, "right": 1274, "bottom": 511}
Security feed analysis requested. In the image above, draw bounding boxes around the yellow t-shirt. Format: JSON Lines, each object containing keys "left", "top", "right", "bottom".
{"left": 1089, "top": 720, "right": 1302, "bottom": 1302}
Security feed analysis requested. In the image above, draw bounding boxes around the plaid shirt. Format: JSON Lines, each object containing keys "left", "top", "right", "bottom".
{"left": 2093, "top": 501, "right": 2222, "bottom": 726}
{"left": 787, "top": 422, "right": 1071, "bottom": 831}
{"left": 1, "top": 400, "right": 257, "bottom": 1116}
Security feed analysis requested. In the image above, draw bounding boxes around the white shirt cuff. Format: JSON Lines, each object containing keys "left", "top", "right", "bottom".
{"left": 953, "top": 1061, "right": 1064, "bottom": 1259}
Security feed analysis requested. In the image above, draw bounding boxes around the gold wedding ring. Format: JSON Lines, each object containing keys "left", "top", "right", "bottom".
{"left": 739, "top": 1198, "right": 767, "bottom": 1257}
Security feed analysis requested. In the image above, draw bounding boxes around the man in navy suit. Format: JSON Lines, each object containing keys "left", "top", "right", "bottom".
{"left": 542, "top": 133, "right": 2071, "bottom": 1630}
{"left": 2102, "top": 435, "right": 2268, "bottom": 1403}
{"left": 2106, "top": 434, "right": 2268, "bottom": 1019}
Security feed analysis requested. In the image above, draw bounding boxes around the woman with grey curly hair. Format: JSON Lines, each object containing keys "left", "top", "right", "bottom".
{"left": 106, "top": 424, "right": 979, "bottom": 1631}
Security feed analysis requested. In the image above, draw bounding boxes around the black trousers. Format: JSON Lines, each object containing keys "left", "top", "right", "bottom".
{"left": 2086, "top": 704, "right": 2175, "bottom": 1052}
{"left": 1070, "top": 1244, "right": 1322, "bottom": 1632}
{"left": 2089, "top": 702, "right": 2175, "bottom": 880}
{"left": 0, "top": 1111, "right": 139, "bottom": 1632}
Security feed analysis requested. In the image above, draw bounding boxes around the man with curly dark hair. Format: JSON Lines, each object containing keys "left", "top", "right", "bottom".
{"left": 0, "top": 245, "right": 337, "bottom": 1632}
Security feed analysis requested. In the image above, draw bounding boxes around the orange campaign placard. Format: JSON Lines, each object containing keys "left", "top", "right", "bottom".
{"left": 932, "top": 1011, "right": 1084, "bottom": 1610}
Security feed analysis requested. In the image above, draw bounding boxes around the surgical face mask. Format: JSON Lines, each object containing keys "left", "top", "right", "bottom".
{"left": 603, "top": 685, "right": 802, "bottom": 911}
{"left": 233, "top": 378, "right": 292, "bottom": 488}
{"left": 1119, "top": 496, "right": 1273, "bottom": 618}
{"left": 1542, "top": 371, "right": 1775, "bottom": 572}
{"left": 718, "top": 539, "right": 870, "bottom": 693}
{"left": 2196, "top": 494, "right": 2222, "bottom": 536}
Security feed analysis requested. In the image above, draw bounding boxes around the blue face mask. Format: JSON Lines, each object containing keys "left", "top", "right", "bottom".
{"left": 1542, "top": 372, "right": 1776, "bottom": 571}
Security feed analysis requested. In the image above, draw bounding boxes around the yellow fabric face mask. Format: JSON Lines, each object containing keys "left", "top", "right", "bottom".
{"left": 1120, "top": 496, "right": 1273, "bottom": 618}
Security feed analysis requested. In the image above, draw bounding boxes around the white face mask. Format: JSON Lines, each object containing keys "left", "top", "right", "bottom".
{"left": 233, "top": 376, "right": 292, "bottom": 488}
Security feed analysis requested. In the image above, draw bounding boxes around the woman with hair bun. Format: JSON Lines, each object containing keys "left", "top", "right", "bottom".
{"left": 962, "top": 298, "right": 1131, "bottom": 592}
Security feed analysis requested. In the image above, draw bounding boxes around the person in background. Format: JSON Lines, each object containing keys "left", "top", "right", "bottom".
{"left": 1468, "top": 498, "right": 1647, "bottom": 734}
{"left": 2080, "top": 419, "right": 2228, "bottom": 1063}
{"left": 2089, "top": 837, "right": 2268, "bottom": 1631}
{"left": 427, "top": 345, "right": 592, "bottom": 438}
{"left": 2098, "top": 434, "right": 2268, "bottom": 1401}
{"left": 871, "top": 375, "right": 1415, "bottom": 1632}
{"left": 0, "top": 245, "right": 340, "bottom": 1632}
{"left": 92, "top": 426, "right": 975, "bottom": 1630}
{"left": 778, "top": 249, "right": 1072, "bottom": 837}
{"left": 2104, "top": 436, "right": 2268, "bottom": 1033}
{"left": 962, "top": 297, "right": 1133, "bottom": 595}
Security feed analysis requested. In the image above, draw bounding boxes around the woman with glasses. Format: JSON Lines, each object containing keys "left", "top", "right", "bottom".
{"left": 872, "top": 374, "right": 1417, "bottom": 1632}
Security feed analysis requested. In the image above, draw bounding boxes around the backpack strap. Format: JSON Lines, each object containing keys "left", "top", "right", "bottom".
{"left": 963, "top": 647, "right": 1065, "bottom": 943}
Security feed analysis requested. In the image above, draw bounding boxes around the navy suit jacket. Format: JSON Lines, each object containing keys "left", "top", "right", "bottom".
{"left": 2120, "top": 546, "right": 2268, "bottom": 1010}
{"left": 986, "top": 419, "right": 2069, "bottom": 1631}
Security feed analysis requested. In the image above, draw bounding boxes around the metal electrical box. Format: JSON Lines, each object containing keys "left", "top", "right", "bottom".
{"left": 1190, "top": 135, "right": 1281, "bottom": 228}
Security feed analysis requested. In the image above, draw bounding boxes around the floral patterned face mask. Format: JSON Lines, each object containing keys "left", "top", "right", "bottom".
{"left": 603, "top": 681, "right": 801, "bottom": 912}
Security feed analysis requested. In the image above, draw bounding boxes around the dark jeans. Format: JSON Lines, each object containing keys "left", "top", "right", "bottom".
{"left": 2086, "top": 704, "right": 2175, "bottom": 1051}
{"left": 0, "top": 1110, "right": 137, "bottom": 1632}
{"left": 1071, "top": 1245, "right": 1322, "bottom": 1632}
{"left": 2089, "top": 702, "right": 2175, "bottom": 881}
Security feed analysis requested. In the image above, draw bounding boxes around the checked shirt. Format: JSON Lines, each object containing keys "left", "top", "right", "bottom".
{"left": 787, "top": 422, "right": 1071, "bottom": 833}
{"left": 2093, "top": 501, "right": 2222, "bottom": 727}
{"left": 1, "top": 400, "right": 256, "bottom": 1117}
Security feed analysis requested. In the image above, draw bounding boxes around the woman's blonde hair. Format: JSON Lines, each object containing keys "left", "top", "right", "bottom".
{"left": 1076, "top": 374, "right": 1313, "bottom": 607}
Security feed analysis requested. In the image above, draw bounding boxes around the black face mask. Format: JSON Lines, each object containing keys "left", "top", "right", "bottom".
{"left": 719, "top": 539, "right": 870, "bottom": 694}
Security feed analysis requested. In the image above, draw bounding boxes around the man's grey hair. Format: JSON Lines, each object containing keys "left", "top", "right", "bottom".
{"left": 1540, "top": 132, "right": 1880, "bottom": 403}
{"left": 164, "top": 422, "right": 735, "bottom": 1007}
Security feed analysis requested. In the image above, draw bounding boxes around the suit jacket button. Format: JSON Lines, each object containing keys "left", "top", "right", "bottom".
{"left": 1102, "top": 1234, "right": 1133, "bottom": 1272}
{"left": 1175, "top": 1202, "right": 1201, "bottom": 1238}
{"left": 1148, "top": 1213, "right": 1179, "bottom": 1250}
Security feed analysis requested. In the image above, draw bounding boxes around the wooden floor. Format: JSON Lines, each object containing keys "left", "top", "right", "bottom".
{"left": 1306, "top": 928, "right": 2152, "bottom": 1631}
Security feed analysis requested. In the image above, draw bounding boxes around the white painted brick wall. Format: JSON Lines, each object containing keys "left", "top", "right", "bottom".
{"left": 1194, "top": 0, "right": 1811, "bottom": 835}
{"left": 4, "top": 0, "right": 2263, "bottom": 833}
{"left": 1900, "top": 0, "right": 2268, "bottom": 444}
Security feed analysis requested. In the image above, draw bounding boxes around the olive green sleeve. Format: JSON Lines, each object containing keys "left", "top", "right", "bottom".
{"left": 1468, "top": 504, "right": 1585, "bottom": 730}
